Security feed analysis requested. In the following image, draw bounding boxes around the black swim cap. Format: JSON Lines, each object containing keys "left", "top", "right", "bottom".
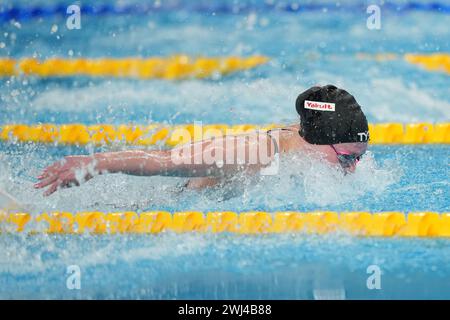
{"left": 295, "top": 85, "right": 369, "bottom": 145}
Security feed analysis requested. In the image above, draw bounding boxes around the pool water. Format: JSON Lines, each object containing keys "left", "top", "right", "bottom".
{"left": 0, "top": 0, "right": 449, "bottom": 299}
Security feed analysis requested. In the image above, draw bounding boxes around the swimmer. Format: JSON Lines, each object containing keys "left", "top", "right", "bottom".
{"left": 35, "top": 85, "right": 369, "bottom": 196}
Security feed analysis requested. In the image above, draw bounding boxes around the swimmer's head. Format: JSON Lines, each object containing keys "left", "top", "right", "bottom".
{"left": 295, "top": 85, "right": 369, "bottom": 172}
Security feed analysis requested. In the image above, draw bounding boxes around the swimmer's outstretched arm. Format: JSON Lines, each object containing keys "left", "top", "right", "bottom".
{"left": 35, "top": 134, "right": 275, "bottom": 196}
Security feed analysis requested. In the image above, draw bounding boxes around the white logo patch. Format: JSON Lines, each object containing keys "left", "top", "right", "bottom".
{"left": 304, "top": 100, "right": 335, "bottom": 112}
{"left": 357, "top": 131, "right": 370, "bottom": 142}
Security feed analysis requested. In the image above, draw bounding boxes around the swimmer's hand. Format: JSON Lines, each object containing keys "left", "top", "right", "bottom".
{"left": 35, "top": 155, "right": 97, "bottom": 196}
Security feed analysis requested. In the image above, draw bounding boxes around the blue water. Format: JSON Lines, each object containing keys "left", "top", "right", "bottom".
{"left": 0, "top": 0, "right": 449, "bottom": 299}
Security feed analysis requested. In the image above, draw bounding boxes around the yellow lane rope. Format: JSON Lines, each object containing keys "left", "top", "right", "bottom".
{"left": 1, "top": 54, "right": 449, "bottom": 78}
{"left": 0, "top": 56, "right": 269, "bottom": 79}
{"left": 1, "top": 211, "right": 449, "bottom": 237}
{"left": 356, "top": 53, "right": 450, "bottom": 74}
{"left": 0, "top": 123, "right": 448, "bottom": 146}
{"left": 404, "top": 53, "right": 450, "bottom": 74}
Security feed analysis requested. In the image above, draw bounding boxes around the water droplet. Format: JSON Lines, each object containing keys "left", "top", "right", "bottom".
{"left": 51, "top": 24, "right": 58, "bottom": 34}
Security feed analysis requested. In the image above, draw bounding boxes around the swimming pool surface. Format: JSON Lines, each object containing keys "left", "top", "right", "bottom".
{"left": 0, "top": 0, "right": 449, "bottom": 299}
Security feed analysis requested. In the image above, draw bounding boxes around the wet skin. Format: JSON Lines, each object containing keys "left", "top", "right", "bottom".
{"left": 35, "top": 125, "right": 369, "bottom": 195}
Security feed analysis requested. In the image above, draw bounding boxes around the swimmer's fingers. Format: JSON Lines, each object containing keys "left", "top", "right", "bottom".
{"left": 43, "top": 172, "right": 80, "bottom": 196}
{"left": 35, "top": 164, "right": 73, "bottom": 187}
{"left": 38, "top": 169, "right": 52, "bottom": 179}
{"left": 43, "top": 180, "right": 61, "bottom": 196}
{"left": 34, "top": 173, "right": 61, "bottom": 189}
{"left": 38, "top": 169, "right": 62, "bottom": 181}
{"left": 37, "top": 168, "right": 93, "bottom": 192}
{"left": 37, "top": 168, "right": 51, "bottom": 180}
{"left": 35, "top": 167, "right": 71, "bottom": 189}
{"left": 38, "top": 156, "right": 93, "bottom": 180}
{"left": 38, "top": 156, "right": 80, "bottom": 179}
{"left": 38, "top": 160, "right": 77, "bottom": 181}
{"left": 38, "top": 162, "right": 65, "bottom": 180}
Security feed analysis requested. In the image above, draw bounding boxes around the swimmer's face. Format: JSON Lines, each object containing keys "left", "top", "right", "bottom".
{"left": 329, "top": 142, "right": 368, "bottom": 173}
{"left": 312, "top": 142, "right": 367, "bottom": 173}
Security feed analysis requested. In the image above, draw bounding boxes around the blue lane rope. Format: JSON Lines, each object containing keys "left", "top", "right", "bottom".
{"left": 1, "top": 2, "right": 450, "bottom": 22}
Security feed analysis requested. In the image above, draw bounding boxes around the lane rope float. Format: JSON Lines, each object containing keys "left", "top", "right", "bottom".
{"left": 0, "top": 123, "right": 449, "bottom": 146}
{"left": 1, "top": 2, "right": 449, "bottom": 22}
{"left": 357, "top": 53, "right": 450, "bottom": 75}
{"left": 1, "top": 211, "right": 450, "bottom": 237}
{"left": 404, "top": 53, "right": 450, "bottom": 74}
{"left": 1, "top": 54, "right": 449, "bottom": 79}
{"left": 0, "top": 56, "right": 269, "bottom": 79}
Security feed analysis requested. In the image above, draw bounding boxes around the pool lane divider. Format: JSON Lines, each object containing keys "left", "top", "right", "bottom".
{"left": 356, "top": 53, "right": 450, "bottom": 75}
{"left": 0, "top": 56, "right": 269, "bottom": 79}
{"left": 0, "top": 123, "right": 449, "bottom": 146}
{"left": 1, "top": 54, "right": 449, "bottom": 79}
{"left": 1, "top": 211, "right": 450, "bottom": 237}
{"left": 1, "top": 1, "right": 449, "bottom": 22}
{"left": 404, "top": 54, "right": 450, "bottom": 74}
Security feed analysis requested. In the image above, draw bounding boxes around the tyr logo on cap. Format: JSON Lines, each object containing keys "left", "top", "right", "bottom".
{"left": 357, "top": 131, "right": 370, "bottom": 142}
{"left": 304, "top": 100, "right": 335, "bottom": 112}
